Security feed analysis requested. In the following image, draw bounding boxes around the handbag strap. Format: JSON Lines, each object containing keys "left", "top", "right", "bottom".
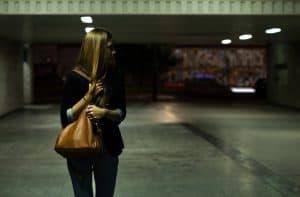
{"left": 72, "top": 68, "right": 91, "bottom": 82}
{"left": 73, "top": 68, "right": 101, "bottom": 105}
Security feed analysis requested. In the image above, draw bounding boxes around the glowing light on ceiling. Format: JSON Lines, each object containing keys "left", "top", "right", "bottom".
{"left": 231, "top": 87, "right": 256, "bottom": 93}
{"left": 80, "top": 16, "right": 93, "bottom": 23}
{"left": 221, "top": 39, "right": 232, "bottom": 45}
{"left": 265, "top": 28, "right": 282, "bottom": 34}
{"left": 239, "top": 34, "right": 253, "bottom": 40}
{"left": 85, "top": 27, "right": 95, "bottom": 33}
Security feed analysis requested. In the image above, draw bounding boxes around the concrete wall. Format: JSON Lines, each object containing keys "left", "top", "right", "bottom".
{"left": 0, "top": 40, "right": 24, "bottom": 116}
{"left": 268, "top": 43, "right": 300, "bottom": 108}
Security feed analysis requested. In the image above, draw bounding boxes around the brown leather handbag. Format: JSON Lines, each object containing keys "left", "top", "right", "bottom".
{"left": 55, "top": 108, "right": 103, "bottom": 158}
{"left": 55, "top": 52, "right": 105, "bottom": 158}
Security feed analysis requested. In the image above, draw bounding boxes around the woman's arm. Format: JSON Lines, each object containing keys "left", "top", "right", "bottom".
{"left": 86, "top": 105, "right": 122, "bottom": 123}
{"left": 70, "top": 93, "right": 92, "bottom": 120}
{"left": 60, "top": 73, "right": 97, "bottom": 128}
{"left": 86, "top": 68, "right": 126, "bottom": 124}
{"left": 103, "top": 67, "right": 127, "bottom": 124}
{"left": 105, "top": 108, "right": 123, "bottom": 123}
{"left": 115, "top": 67, "right": 127, "bottom": 123}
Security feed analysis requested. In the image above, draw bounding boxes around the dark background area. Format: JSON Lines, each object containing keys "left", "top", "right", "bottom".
{"left": 32, "top": 44, "right": 267, "bottom": 104}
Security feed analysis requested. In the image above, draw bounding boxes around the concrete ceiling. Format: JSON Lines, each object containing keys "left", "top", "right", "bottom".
{"left": 0, "top": 15, "right": 299, "bottom": 45}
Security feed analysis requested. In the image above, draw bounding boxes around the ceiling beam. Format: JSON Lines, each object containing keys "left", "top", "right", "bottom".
{"left": 0, "top": 0, "right": 299, "bottom": 15}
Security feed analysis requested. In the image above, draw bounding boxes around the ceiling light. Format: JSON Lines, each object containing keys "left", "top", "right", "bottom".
{"left": 85, "top": 27, "right": 95, "bottom": 33}
{"left": 265, "top": 28, "right": 281, "bottom": 34}
{"left": 221, "top": 39, "right": 232, "bottom": 45}
{"left": 239, "top": 34, "right": 253, "bottom": 40}
{"left": 81, "top": 16, "right": 93, "bottom": 23}
{"left": 231, "top": 87, "right": 256, "bottom": 93}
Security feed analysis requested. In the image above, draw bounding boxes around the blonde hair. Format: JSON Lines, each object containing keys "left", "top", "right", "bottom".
{"left": 74, "top": 28, "right": 113, "bottom": 106}
{"left": 75, "top": 28, "right": 112, "bottom": 82}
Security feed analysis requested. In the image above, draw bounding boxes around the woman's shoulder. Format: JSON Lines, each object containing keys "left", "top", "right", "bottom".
{"left": 65, "top": 69, "right": 89, "bottom": 83}
{"left": 72, "top": 68, "right": 91, "bottom": 82}
{"left": 62, "top": 71, "right": 87, "bottom": 90}
{"left": 64, "top": 70, "right": 79, "bottom": 83}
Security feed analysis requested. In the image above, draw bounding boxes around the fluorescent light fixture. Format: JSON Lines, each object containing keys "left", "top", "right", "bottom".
{"left": 221, "top": 39, "right": 232, "bottom": 45}
{"left": 85, "top": 27, "right": 95, "bottom": 33}
{"left": 80, "top": 16, "right": 93, "bottom": 23}
{"left": 231, "top": 87, "right": 256, "bottom": 94}
{"left": 265, "top": 28, "right": 281, "bottom": 34}
{"left": 239, "top": 34, "right": 253, "bottom": 40}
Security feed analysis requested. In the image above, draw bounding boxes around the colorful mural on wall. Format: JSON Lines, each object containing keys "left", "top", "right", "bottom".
{"left": 162, "top": 47, "right": 266, "bottom": 88}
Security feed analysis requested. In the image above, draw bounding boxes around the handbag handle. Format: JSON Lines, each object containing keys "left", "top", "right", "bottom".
{"left": 72, "top": 69, "right": 91, "bottom": 82}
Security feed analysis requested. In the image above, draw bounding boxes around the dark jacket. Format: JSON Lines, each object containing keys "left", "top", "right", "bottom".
{"left": 60, "top": 67, "right": 126, "bottom": 156}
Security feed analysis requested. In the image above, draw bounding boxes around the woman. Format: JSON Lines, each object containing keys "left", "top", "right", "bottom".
{"left": 60, "top": 28, "right": 126, "bottom": 197}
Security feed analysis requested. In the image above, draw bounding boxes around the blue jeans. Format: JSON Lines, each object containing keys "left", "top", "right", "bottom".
{"left": 66, "top": 151, "right": 119, "bottom": 197}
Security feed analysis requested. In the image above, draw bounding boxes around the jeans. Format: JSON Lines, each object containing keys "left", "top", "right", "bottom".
{"left": 66, "top": 150, "right": 119, "bottom": 197}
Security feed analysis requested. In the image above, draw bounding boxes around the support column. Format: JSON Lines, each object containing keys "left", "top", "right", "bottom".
{"left": 0, "top": 40, "right": 24, "bottom": 116}
{"left": 23, "top": 43, "right": 33, "bottom": 104}
{"left": 267, "top": 42, "right": 300, "bottom": 108}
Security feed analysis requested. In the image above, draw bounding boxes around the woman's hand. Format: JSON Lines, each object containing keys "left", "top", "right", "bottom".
{"left": 86, "top": 105, "right": 107, "bottom": 121}
{"left": 94, "top": 80, "right": 104, "bottom": 97}
{"left": 86, "top": 80, "right": 104, "bottom": 98}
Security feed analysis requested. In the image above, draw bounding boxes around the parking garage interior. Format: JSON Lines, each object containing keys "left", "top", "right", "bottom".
{"left": 1, "top": 1, "right": 300, "bottom": 196}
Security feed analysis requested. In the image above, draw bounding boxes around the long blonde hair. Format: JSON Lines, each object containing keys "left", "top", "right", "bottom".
{"left": 75, "top": 28, "right": 112, "bottom": 81}
{"left": 74, "top": 28, "right": 113, "bottom": 106}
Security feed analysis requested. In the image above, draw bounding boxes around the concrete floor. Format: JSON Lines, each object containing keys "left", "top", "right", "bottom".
{"left": 0, "top": 100, "right": 300, "bottom": 197}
